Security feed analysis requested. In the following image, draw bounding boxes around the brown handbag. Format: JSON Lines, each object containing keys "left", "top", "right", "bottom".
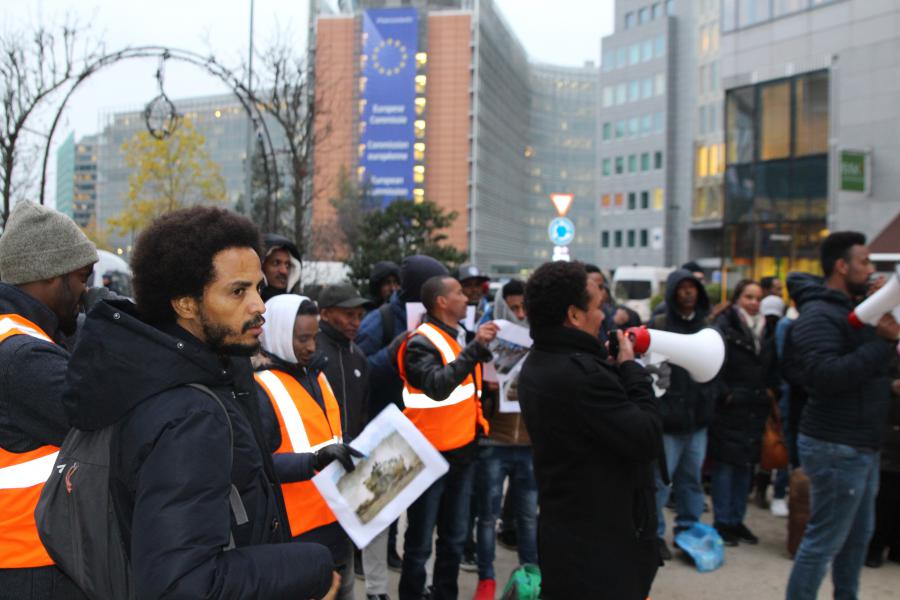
{"left": 760, "top": 397, "right": 789, "bottom": 471}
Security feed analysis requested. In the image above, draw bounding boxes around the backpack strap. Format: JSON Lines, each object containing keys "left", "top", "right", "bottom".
{"left": 379, "top": 303, "right": 395, "bottom": 348}
{"left": 185, "top": 384, "right": 249, "bottom": 551}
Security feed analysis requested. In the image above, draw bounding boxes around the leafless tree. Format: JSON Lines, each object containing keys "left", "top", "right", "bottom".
{"left": 0, "top": 21, "right": 101, "bottom": 227}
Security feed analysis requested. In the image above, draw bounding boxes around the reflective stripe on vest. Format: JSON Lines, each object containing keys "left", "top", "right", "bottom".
{"left": 0, "top": 314, "right": 58, "bottom": 568}
{"left": 397, "top": 322, "right": 488, "bottom": 452}
{"left": 255, "top": 369, "right": 342, "bottom": 537}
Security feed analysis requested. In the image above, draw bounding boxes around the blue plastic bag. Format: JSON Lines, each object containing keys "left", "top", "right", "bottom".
{"left": 674, "top": 523, "right": 725, "bottom": 572}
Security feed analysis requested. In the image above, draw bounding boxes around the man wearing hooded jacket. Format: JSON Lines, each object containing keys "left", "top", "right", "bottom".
{"left": 64, "top": 207, "right": 338, "bottom": 599}
{"left": 0, "top": 201, "right": 97, "bottom": 599}
{"left": 261, "top": 233, "right": 302, "bottom": 301}
{"left": 649, "top": 268, "right": 717, "bottom": 560}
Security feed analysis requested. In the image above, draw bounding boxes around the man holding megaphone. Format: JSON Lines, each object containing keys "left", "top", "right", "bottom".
{"left": 786, "top": 231, "right": 900, "bottom": 600}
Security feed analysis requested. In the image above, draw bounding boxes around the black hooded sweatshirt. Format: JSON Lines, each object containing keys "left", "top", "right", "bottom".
{"left": 787, "top": 272, "right": 894, "bottom": 449}
{"left": 648, "top": 269, "right": 717, "bottom": 433}
{"left": 64, "top": 300, "right": 334, "bottom": 600}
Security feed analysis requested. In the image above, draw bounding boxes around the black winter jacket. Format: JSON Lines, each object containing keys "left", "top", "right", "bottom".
{"left": 709, "top": 306, "right": 777, "bottom": 466}
{"left": 788, "top": 273, "right": 894, "bottom": 450}
{"left": 401, "top": 315, "right": 491, "bottom": 462}
{"left": 649, "top": 269, "right": 718, "bottom": 433}
{"left": 518, "top": 326, "right": 662, "bottom": 600}
{"left": 64, "top": 300, "right": 334, "bottom": 600}
{"left": 317, "top": 320, "right": 369, "bottom": 440}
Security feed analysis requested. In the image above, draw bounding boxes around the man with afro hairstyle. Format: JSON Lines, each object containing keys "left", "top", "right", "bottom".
{"left": 64, "top": 206, "right": 340, "bottom": 599}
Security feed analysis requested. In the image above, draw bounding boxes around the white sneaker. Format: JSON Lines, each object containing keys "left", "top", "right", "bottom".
{"left": 770, "top": 498, "right": 788, "bottom": 518}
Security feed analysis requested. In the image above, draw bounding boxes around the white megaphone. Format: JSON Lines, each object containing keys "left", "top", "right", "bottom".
{"left": 848, "top": 265, "right": 900, "bottom": 329}
{"left": 625, "top": 326, "right": 725, "bottom": 383}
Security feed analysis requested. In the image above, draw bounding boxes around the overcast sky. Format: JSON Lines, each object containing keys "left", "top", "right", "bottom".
{"left": 0, "top": 0, "right": 613, "bottom": 202}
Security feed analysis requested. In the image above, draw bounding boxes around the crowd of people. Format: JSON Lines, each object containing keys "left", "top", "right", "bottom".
{"left": 0, "top": 201, "right": 898, "bottom": 600}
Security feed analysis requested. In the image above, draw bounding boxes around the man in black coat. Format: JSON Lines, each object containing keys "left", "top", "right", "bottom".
{"left": 518, "top": 261, "right": 663, "bottom": 600}
{"left": 786, "top": 231, "right": 899, "bottom": 600}
{"left": 64, "top": 207, "right": 338, "bottom": 600}
{"left": 261, "top": 233, "right": 302, "bottom": 301}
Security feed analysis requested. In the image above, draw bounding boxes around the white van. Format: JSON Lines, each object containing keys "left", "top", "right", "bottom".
{"left": 611, "top": 266, "right": 673, "bottom": 323}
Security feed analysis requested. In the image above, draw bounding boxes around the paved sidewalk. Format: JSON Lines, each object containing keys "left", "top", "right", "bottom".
{"left": 354, "top": 500, "right": 899, "bottom": 599}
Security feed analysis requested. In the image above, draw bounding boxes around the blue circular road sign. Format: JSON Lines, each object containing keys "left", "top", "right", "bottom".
{"left": 548, "top": 217, "right": 575, "bottom": 246}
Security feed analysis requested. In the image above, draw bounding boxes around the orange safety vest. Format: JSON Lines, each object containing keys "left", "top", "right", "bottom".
{"left": 255, "top": 369, "right": 343, "bottom": 538}
{"left": 397, "top": 322, "right": 488, "bottom": 452}
{"left": 0, "top": 314, "right": 59, "bottom": 569}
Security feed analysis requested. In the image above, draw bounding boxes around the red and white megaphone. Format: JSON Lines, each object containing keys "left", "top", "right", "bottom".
{"left": 625, "top": 326, "right": 725, "bottom": 383}
{"left": 848, "top": 265, "right": 900, "bottom": 329}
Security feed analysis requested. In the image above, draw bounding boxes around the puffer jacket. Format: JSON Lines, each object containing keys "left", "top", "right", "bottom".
{"left": 787, "top": 273, "right": 894, "bottom": 450}
{"left": 709, "top": 305, "right": 777, "bottom": 466}
{"left": 64, "top": 300, "right": 334, "bottom": 599}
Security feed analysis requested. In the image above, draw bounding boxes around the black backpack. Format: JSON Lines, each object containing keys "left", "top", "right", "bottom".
{"left": 35, "top": 384, "right": 248, "bottom": 600}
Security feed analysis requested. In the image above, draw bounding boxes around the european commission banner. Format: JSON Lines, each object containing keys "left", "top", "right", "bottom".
{"left": 360, "top": 7, "right": 418, "bottom": 204}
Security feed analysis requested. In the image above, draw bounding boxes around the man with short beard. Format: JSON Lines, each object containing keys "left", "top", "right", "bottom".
{"left": 64, "top": 207, "right": 339, "bottom": 599}
{"left": 0, "top": 201, "right": 98, "bottom": 599}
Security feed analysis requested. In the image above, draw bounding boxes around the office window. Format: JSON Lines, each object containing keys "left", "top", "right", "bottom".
{"left": 709, "top": 103, "right": 718, "bottom": 133}
{"left": 652, "top": 2, "right": 664, "bottom": 18}
{"left": 625, "top": 11, "right": 636, "bottom": 28}
{"left": 699, "top": 65, "right": 707, "bottom": 94}
{"left": 654, "top": 151, "right": 664, "bottom": 169}
{"left": 722, "top": 0, "right": 737, "bottom": 32}
{"left": 697, "top": 145, "right": 709, "bottom": 178}
{"left": 653, "top": 187, "right": 665, "bottom": 210}
{"left": 639, "top": 7, "right": 651, "bottom": 23}
{"left": 629, "top": 117, "right": 639, "bottom": 137}
{"left": 615, "top": 193, "right": 624, "bottom": 207}
{"left": 700, "top": 25, "right": 710, "bottom": 53}
{"left": 739, "top": 0, "right": 771, "bottom": 28}
{"left": 615, "top": 120, "right": 626, "bottom": 139}
{"left": 628, "top": 192, "right": 637, "bottom": 210}
{"left": 630, "top": 43, "right": 640, "bottom": 65}
{"left": 655, "top": 73, "right": 666, "bottom": 95}
{"left": 602, "top": 231, "right": 610, "bottom": 247}
{"left": 654, "top": 112, "right": 664, "bottom": 132}
{"left": 654, "top": 35, "right": 666, "bottom": 58}
{"left": 616, "top": 47, "right": 627, "bottom": 69}
{"left": 710, "top": 61, "right": 719, "bottom": 91}
{"left": 641, "top": 152, "right": 650, "bottom": 171}
{"left": 602, "top": 122, "right": 611, "bottom": 140}
{"left": 760, "top": 81, "right": 791, "bottom": 160}
{"left": 615, "top": 156, "right": 624, "bottom": 174}
{"left": 628, "top": 154, "right": 637, "bottom": 173}
{"left": 603, "top": 86, "right": 614, "bottom": 107}
{"left": 629, "top": 80, "right": 640, "bottom": 102}
{"left": 627, "top": 230, "right": 636, "bottom": 247}
{"left": 666, "top": 0, "right": 675, "bottom": 15}
{"left": 601, "top": 194, "right": 612, "bottom": 208}
{"left": 642, "top": 40, "right": 653, "bottom": 62}
{"left": 642, "top": 78, "right": 653, "bottom": 99}
{"left": 616, "top": 83, "right": 627, "bottom": 105}
{"left": 795, "top": 71, "right": 829, "bottom": 156}
{"left": 641, "top": 190, "right": 650, "bottom": 209}
{"left": 698, "top": 106, "right": 707, "bottom": 134}
{"left": 726, "top": 86, "right": 756, "bottom": 164}
{"left": 602, "top": 158, "right": 611, "bottom": 176}
{"left": 614, "top": 230, "right": 623, "bottom": 247}
{"left": 640, "top": 229, "right": 649, "bottom": 247}
{"left": 775, "top": 0, "right": 809, "bottom": 16}
{"left": 603, "top": 52, "right": 615, "bottom": 72}
{"left": 641, "top": 114, "right": 652, "bottom": 134}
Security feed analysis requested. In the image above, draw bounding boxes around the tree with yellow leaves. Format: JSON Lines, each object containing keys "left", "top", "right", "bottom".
{"left": 108, "top": 118, "right": 226, "bottom": 236}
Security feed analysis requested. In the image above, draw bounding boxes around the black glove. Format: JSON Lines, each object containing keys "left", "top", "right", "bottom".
{"left": 315, "top": 443, "right": 364, "bottom": 472}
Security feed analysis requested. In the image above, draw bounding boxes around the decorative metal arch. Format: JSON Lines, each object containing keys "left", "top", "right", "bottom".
{"left": 36, "top": 45, "right": 280, "bottom": 226}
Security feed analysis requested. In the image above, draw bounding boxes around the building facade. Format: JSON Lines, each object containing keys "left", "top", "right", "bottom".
{"left": 310, "top": 0, "right": 599, "bottom": 276}
{"left": 717, "top": 0, "right": 900, "bottom": 280}
{"left": 55, "top": 132, "right": 98, "bottom": 228}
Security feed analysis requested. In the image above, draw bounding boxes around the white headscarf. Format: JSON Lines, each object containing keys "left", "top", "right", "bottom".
{"left": 260, "top": 294, "right": 310, "bottom": 364}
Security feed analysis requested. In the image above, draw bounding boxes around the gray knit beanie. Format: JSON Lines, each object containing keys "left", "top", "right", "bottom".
{"left": 0, "top": 201, "right": 99, "bottom": 284}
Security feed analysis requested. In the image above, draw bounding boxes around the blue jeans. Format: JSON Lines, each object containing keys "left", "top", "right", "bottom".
{"left": 786, "top": 434, "right": 880, "bottom": 600}
{"left": 399, "top": 459, "right": 475, "bottom": 600}
{"left": 711, "top": 462, "right": 752, "bottom": 526}
{"left": 474, "top": 445, "right": 538, "bottom": 580}
{"left": 655, "top": 428, "right": 707, "bottom": 537}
